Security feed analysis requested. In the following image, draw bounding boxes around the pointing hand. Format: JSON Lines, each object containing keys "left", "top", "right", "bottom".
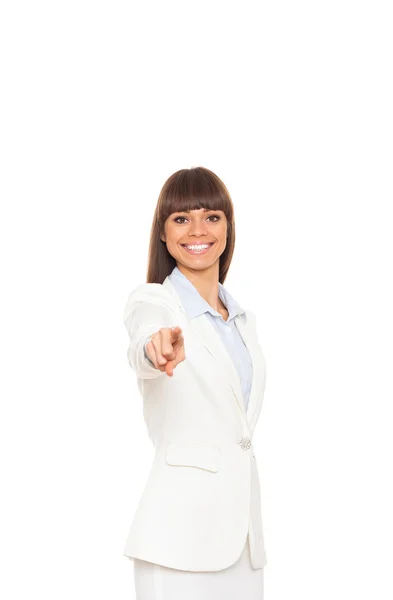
{"left": 145, "top": 326, "right": 185, "bottom": 377}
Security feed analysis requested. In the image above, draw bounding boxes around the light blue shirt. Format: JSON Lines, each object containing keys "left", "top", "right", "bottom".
{"left": 144, "top": 266, "right": 253, "bottom": 410}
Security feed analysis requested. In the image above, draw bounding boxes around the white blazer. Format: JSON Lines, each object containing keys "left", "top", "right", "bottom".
{"left": 123, "top": 275, "right": 267, "bottom": 571}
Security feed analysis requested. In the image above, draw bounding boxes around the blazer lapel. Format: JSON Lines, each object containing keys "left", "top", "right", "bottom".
{"left": 189, "top": 311, "right": 263, "bottom": 430}
{"left": 162, "top": 276, "right": 263, "bottom": 430}
{"left": 189, "top": 313, "right": 248, "bottom": 423}
{"left": 235, "top": 314, "right": 264, "bottom": 429}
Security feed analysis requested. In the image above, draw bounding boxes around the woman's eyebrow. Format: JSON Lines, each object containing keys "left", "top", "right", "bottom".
{"left": 174, "top": 208, "right": 214, "bottom": 214}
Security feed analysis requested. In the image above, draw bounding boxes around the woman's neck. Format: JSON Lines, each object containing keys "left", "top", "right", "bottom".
{"left": 176, "top": 262, "right": 222, "bottom": 313}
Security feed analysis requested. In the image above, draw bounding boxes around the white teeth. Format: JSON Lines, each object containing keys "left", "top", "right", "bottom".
{"left": 184, "top": 244, "right": 211, "bottom": 251}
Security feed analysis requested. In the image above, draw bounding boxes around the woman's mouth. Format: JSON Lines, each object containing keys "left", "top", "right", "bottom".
{"left": 181, "top": 242, "right": 215, "bottom": 255}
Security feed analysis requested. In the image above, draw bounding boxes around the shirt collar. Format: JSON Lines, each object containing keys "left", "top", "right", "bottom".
{"left": 168, "top": 265, "right": 245, "bottom": 322}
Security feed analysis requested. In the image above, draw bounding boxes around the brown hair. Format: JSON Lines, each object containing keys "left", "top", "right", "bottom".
{"left": 146, "top": 167, "right": 236, "bottom": 284}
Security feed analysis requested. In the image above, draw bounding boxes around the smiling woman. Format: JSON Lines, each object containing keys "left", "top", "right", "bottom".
{"left": 123, "top": 166, "right": 267, "bottom": 600}
{"left": 147, "top": 167, "right": 235, "bottom": 286}
{"left": 165, "top": 207, "right": 226, "bottom": 264}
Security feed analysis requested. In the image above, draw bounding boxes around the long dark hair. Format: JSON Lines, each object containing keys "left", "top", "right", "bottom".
{"left": 146, "top": 167, "right": 236, "bottom": 284}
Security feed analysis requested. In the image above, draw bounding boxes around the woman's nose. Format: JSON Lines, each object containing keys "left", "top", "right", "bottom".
{"left": 187, "top": 220, "right": 208, "bottom": 235}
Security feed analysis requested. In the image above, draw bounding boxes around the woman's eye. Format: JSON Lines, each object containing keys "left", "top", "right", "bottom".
{"left": 173, "top": 214, "right": 221, "bottom": 224}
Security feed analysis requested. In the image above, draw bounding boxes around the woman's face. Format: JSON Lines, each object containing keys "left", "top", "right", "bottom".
{"left": 161, "top": 208, "right": 228, "bottom": 272}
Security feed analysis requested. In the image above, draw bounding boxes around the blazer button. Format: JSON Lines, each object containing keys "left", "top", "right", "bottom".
{"left": 239, "top": 437, "right": 251, "bottom": 450}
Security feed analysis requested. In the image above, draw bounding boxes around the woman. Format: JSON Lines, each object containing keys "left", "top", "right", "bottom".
{"left": 123, "top": 166, "right": 268, "bottom": 600}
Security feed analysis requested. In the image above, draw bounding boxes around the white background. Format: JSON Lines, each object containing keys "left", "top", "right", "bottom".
{"left": 1, "top": 1, "right": 392, "bottom": 598}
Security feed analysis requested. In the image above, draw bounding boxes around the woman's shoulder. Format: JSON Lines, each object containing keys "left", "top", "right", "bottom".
{"left": 128, "top": 281, "right": 165, "bottom": 297}
{"left": 123, "top": 281, "right": 178, "bottom": 322}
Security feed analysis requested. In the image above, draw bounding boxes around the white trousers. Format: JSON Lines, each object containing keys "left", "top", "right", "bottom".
{"left": 132, "top": 535, "right": 264, "bottom": 600}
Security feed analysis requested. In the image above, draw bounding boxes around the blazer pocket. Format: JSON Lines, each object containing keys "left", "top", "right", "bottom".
{"left": 165, "top": 441, "right": 221, "bottom": 473}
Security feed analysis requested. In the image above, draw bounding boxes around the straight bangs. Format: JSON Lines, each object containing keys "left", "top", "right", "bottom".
{"left": 157, "top": 167, "right": 232, "bottom": 225}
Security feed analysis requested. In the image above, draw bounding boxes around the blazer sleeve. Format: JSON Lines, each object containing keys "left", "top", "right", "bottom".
{"left": 123, "top": 285, "right": 181, "bottom": 379}
{"left": 143, "top": 338, "right": 155, "bottom": 366}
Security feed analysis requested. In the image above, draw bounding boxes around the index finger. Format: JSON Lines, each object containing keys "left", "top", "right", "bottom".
{"left": 170, "top": 326, "right": 182, "bottom": 341}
